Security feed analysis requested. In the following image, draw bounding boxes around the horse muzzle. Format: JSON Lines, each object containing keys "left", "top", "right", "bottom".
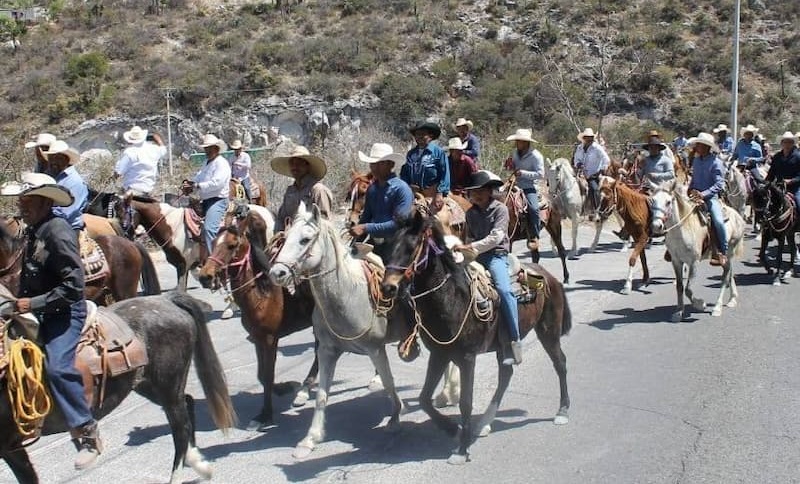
{"left": 269, "top": 264, "right": 293, "bottom": 287}
{"left": 381, "top": 272, "right": 405, "bottom": 298}
{"left": 650, "top": 220, "right": 666, "bottom": 237}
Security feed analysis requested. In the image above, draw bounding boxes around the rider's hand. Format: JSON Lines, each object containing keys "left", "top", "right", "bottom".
{"left": 349, "top": 224, "right": 367, "bottom": 238}
{"left": 453, "top": 244, "right": 472, "bottom": 252}
{"left": 14, "top": 298, "right": 31, "bottom": 313}
{"left": 432, "top": 192, "right": 445, "bottom": 210}
{"left": 688, "top": 189, "right": 703, "bottom": 204}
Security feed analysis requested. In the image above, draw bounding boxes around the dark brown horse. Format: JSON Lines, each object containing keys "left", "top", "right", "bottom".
{"left": 381, "top": 211, "right": 571, "bottom": 463}
{"left": 197, "top": 210, "right": 317, "bottom": 430}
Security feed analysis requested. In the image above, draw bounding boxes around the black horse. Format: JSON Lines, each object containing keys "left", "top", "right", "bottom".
{"left": 752, "top": 181, "right": 798, "bottom": 284}
{"left": 0, "top": 291, "right": 237, "bottom": 483}
{"left": 381, "top": 211, "right": 571, "bottom": 464}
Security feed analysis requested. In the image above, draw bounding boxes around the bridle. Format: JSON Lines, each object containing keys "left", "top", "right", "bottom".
{"left": 756, "top": 185, "right": 795, "bottom": 233}
{"left": 597, "top": 183, "right": 618, "bottom": 218}
{"left": 385, "top": 227, "right": 451, "bottom": 296}
{"left": 273, "top": 221, "right": 336, "bottom": 284}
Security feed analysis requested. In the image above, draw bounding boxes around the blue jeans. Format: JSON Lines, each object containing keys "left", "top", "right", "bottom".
{"left": 202, "top": 197, "right": 228, "bottom": 253}
{"left": 477, "top": 252, "right": 520, "bottom": 341}
{"left": 41, "top": 301, "right": 93, "bottom": 429}
{"left": 241, "top": 177, "right": 252, "bottom": 201}
{"left": 706, "top": 197, "right": 728, "bottom": 253}
{"left": 588, "top": 175, "right": 601, "bottom": 211}
{"left": 522, "top": 188, "right": 541, "bottom": 238}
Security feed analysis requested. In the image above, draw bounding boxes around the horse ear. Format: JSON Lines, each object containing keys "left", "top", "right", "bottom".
{"left": 311, "top": 203, "right": 322, "bottom": 222}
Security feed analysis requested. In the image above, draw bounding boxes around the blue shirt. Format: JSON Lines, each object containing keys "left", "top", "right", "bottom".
{"left": 689, "top": 153, "right": 725, "bottom": 200}
{"left": 731, "top": 139, "right": 763, "bottom": 165}
{"left": 54, "top": 166, "right": 88, "bottom": 230}
{"left": 717, "top": 136, "right": 734, "bottom": 153}
{"left": 402, "top": 141, "right": 450, "bottom": 195}
{"left": 462, "top": 132, "right": 481, "bottom": 165}
{"left": 673, "top": 136, "right": 688, "bottom": 151}
{"left": 358, "top": 174, "right": 414, "bottom": 238}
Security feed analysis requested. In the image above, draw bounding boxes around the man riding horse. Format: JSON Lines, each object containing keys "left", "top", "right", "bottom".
{"left": 687, "top": 132, "right": 729, "bottom": 267}
{"left": 731, "top": 124, "right": 765, "bottom": 176}
{"left": 504, "top": 128, "right": 544, "bottom": 251}
{"left": 229, "top": 139, "right": 253, "bottom": 201}
{"left": 766, "top": 131, "right": 800, "bottom": 217}
{"left": 574, "top": 127, "right": 610, "bottom": 220}
{"left": 115, "top": 125, "right": 166, "bottom": 198}
{"left": 42, "top": 140, "right": 89, "bottom": 234}
{"left": 271, "top": 145, "right": 334, "bottom": 233}
{"left": 402, "top": 121, "right": 450, "bottom": 212}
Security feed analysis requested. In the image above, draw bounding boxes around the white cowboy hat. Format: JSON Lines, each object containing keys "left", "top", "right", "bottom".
{"left": 42, "top": 139, "right": 80, "bottom": 165}
{"left": 123, "top": 126, "right": 148, "bottom": 144}
{"left": 200, "top": 134, "right": 227, "bottom": 151}
{"left": 357, "top": 143, "right": 404, "bottom": 164}
{"left": 24, "top": 133, "right": 56, "bottom": 149}
{"left": 270, "top": 145, "right": 328, "bottom": 179}
{"left": 0, "top": 172, "right": 74, "bottom": 207}
{"left": 687, "top": 132, "right": 719, "bottom": 152}
{"left": 454, "top": 118, "right": 474, "bottom": 129}
{"left": 577, "top": 127, "right": 597, "bottom": 141}
{"left": 229, "top": 139, "right": 244, "bottom": 150}
{"left": 465, "top": 170, "right": 503, "bottom": 190}
{"left": 778, "top": 131, "right": 797, "bottom": 142}
{"left": 739, "top": 124, "right": 758, "bottom": 136}
{"left": 447, "top": 137, "right": 468, "bottom": 150}
{"left": 506, "top": 128, "right": 537, "bottom": 143}
{"left": 712, "top": 124, "right": 729, "bottom": 133}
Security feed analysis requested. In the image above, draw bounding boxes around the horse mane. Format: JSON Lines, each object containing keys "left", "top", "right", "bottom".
{"left": 298, "top": 211, "right": 363, "bottom": 281}
{"left": 424, "top": 216, "right": 463, "bottom": 274}
{"left": 613, "top": 180, "right": 651, "bottom": 226}
{"left": 243, "top": 211, "right": 271, "bottom": 293}
{"left": 0, "top": 220, "right": 17, "bottom": 253}
{"left": 552, "top": 158, "right": 575, "bottom": 177}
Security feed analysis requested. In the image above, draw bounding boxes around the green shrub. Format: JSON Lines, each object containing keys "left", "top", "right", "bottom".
{"left": 64, "top": 51, "right": 110, "bottom": 86}
{"left": 374, "top": 73, "right": 444, "bottom": 127}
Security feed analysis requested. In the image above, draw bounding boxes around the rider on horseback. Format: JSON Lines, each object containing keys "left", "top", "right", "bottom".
{"left": 687, "top": 132, "right": 728, "bottom": 267}
{"left": 229, "top": 140, "right": 252, "bottom": 201}
{"left": 712, "top": 124, "right": 734, "bottom": 154}
{"left": 454, "top": 117, "right": 481, "bottom": 165}
{"left": 637, "top": 133, "right": 676, "bottom": 187}
{"left": 25, "top": 132, "right": 56, "bottom": 174}
{"left": 731, "top": 124, "right": 764, "bottom": 175}
{"left": 0, "top": 173, "right": 102, "bottom": 470}
{"left": 574, "top": 127, "right": 610, "bottom": 220}
{"left": 115, "top": 126, "right": 166, "bottom": 198}
{"left": 447, "top": 137, "right": 478, "bottom": 195}
{"left": 271, "top": 146, "right": 334, "bottom": 232}
{"left": 766, "top": 132, "right": 800, "bottom": 216}
{"left": 43, "top": 140, "right": 88, "bottom": 234}
{"left": 402, "top": 121, "right": 450, "bottom": 212}
{"left": 504, "top": 128, "right": 544, "bottom": 251}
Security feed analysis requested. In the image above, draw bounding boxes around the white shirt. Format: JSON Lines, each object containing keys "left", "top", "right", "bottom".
{"left": 574, "top": 141, "right": 610, "bottom": 177}
{"left": 230, "top": 152, "right": 252, "bottom": 180}
{"left": 193, "top": 155, "right": 231, "bottom": 199}
{"left": 115, "top": 142, "right": 167, "bottom": 193}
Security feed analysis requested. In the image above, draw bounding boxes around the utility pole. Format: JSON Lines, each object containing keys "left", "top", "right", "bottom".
{"left": 730, "top": 0, "right": 741, "bottom": 138}
{"left": 164, "top": 88, "right": 174, "bottom": 176}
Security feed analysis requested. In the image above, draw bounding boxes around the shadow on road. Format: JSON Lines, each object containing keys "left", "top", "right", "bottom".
{"left": 587, "top": 305, "right": 700, "bottom": 330}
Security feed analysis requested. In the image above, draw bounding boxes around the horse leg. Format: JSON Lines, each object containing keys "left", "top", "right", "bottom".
{"left": 182, "top": 394, "right": 212, "bottom": 480}
{"left": 434, "top": 362, "right": 461, "bottom": 408}
{"left": 2, "top": 448, "right": 38, "bottom": 484}
{"left": 163, "top": 397, "right": 193, "bottom": 484}
{"left": 621, "top": 239, "right": 643, "bottom": 295}
{"left": 773, "top": 235, "right": 785, "bottom": 286}
{"left": 538, "top": 329, "right": 570, "bottom": 425}
{"left": 569, "top": 213, "right": 579, "bottom": 258}
{"left": 419, "top": 349, "right": 458, "bottom": 437}
{"left": 590, "top": 219, "right": 602, "bottom": 252}
{"left": 368, "top": 346, "right": 403, "bottom": 432}
{"left": 475, "top": 351, "right": 513, "bottom": 438}
{"left": 549, "top": 219, "right": 570, "bottom": 286}
{"left": 671, "top": 261, "right": 686, "bottom": 322}
{"left": 761, "top": 228, "right": 772, "bottom": 274}
{"left": 639, "top": 238, "right": 650, "bottom": 287}
{"left": 685, "top": 261, "right": 705, "bottom": 312}
{"left": 247, "top": 336, "right": 277, "bottom": 431}
{"left": 294, "top": 344, "right": 342, "bottom": 459}
{"left": 782, "top": 233, "right": 795, "bottom": 282}
{"left": 293, "top": 341, "right": 319, "bottom": 407}
{"left": 712, "top": 260, "right": 733, "bottom": 317}
{"left": 448, "top": 353, "right": 476, "bottom": 465}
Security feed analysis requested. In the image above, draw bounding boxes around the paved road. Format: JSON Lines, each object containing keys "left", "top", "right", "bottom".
{"left": 3, "top": 222, "right": 799, "bottom": 484}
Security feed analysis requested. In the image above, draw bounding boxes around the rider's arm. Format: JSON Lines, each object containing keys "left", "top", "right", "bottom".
{"left": 470, "top": 204, "right": 509, "bottom": 255}
{"left": 435, "top": 148, "right": 450, "bottom": 195}
{"left": 701, "top": 159, "right": 726, "bottom": 200}
{"left": 517, "top": 151, "right": 544, "bottom": 181}
{"left": 114, "top": 151, "right": 131, "bottom": 177}
{"left": 365, "top": 182, "right": 414, "bottom": 237}
{"left": 195, "top": 158, "right": 230, "bottom": 198}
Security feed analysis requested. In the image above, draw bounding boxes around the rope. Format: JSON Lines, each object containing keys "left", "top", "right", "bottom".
{"left": 664, "top": 203, "right": 699, "bottom": 233}
{"left": 6, "top": 337, "right": 51, "bottom": 441}
{"left": 406, "top": 284, "right": 476, "bottom": 347}
{"left": 307, "top": 277, "right": 377, "bottom": 341}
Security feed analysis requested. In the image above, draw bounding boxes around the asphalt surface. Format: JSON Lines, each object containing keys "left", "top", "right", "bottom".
{"left": 3, "top": 220, "right": 799, "bottom": 484}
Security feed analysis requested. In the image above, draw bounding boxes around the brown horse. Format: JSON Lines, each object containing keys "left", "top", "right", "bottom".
{"left": 230, "top": 178, "right": 269, "bottom": 207}
{"left": 197, "top": 210, "right": 317, "bottom": 430}
{"left": 597, "top": 175, "right": 651, "bottom": 294}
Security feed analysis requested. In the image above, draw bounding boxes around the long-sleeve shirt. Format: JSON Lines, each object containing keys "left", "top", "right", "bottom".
{"left": 193, "top": 155, "right": 231, "bottom": 200}
{"left": 54, "top": 166, "right": 87, "bottom": 231}
{"left": 717, "top": 136, "right": 734, "bottom": 153}
{"left": 462, "top": 132, "right": 481, "bottom": 164}
{"left": 358, "top": 174, "right": 413, "bottom": 238}
{"left": 448, "top": 153, "right": 478, "bottom": 192}
{"left": 20, "top": 214, "right": 85, "bottom": 315}
{"left": 638, "top": 152, "right": 675, "bottom": 183}
{"left": 689, "top": 153, "right": 725, "bottom": 200}
{"left": 510, "top": 148, "right": 544, "bottom": 190}
{"left": 230, "top": 152, "right": 252, "bottom": 180}
{"left": 574, "top": 141, "right": 610, "bottom": 177}
{"left": 275, "top": 174, "right": 333, "bottom": 232}
{"left": 465, "top": 199, "right": 510, "bottom": 254}
{"left": 115, "top": 142, "right": 166, "bottom": 194}
{"left": 766, "top": 147, "right": 800, "bottom": 185}
{"left": 402, "top": 141, "right": 450, "bottom": 195}
{"left": 731, "top": 139, "right": 764, "bottom": 166}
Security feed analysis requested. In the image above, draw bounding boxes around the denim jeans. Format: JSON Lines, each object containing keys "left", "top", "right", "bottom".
{"left": 588, "top": 175, "right": 601, "bottom": 212}
{"left": 241, "top": 177, "right": 252, "bottom": 201}
{"left": 705, "top": 197, "right": 728, "bottom": 253}
{"left": 202, "top": 197, "right": 228, "bottom": 253}
{"left": 522, "top": 188, "right": 541, "bottom": 238}
{"left": 41, "top": 300, "right": 93, "bottom": 429}
{"left": 477, "top": 252, "right": 520, "bottom": 341}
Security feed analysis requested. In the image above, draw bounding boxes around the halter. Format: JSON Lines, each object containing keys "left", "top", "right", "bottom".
{"left": 386, "top": 227, "right": 445, "bottom": 283}
{"left": 651, "top": 191, "right": 700, "bottom": 233}
{"left": 274, "top": 221, "right": 336, "bottom": 284}
{"left": 759, "top": 188, "right": 796, "bottom": 233}
{"left": 597, "top": 183, "right": 618, "bottom": 218}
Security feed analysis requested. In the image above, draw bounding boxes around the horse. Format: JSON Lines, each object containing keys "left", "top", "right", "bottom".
{"left": 197, "top": 209, "right": 320, "bottom": 430}
{"left": 230, "top": 178, "right": 269, "bottom": 207}
{"left": 0, "top": 290, "right": 237, "bottom": 484}
{"left": 0, "top": 219, "right": 160, "bottom": 305}
{"left": 268, "top": 203, "right": 405, "bottom": 459}
{"left": 751, "top": 182, "right": 798, "bottom": 284}
{"left": 650, "top": 182, "right": 745, "bottom": 321}
{"left": 344, "top": 170, "right": 373, "bottom": 228}
{"left": 544, "top": 158, "right": 585, "bottom": 259}
{"left": 597, "top": 176, "right": 652, "bottom": 294}
{"left": 380, "top": 210, "right": 571, "bottom": 464}
{"left": 723, "top": 162, "right": 748, "bottom": 217}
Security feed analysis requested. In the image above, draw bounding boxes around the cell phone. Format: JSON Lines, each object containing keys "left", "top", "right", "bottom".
{"left": 146, "top": 134, "right": 155, "bottom": 142}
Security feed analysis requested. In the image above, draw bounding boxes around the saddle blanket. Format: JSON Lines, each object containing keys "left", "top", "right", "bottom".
{"left": 78, "top": 231, "right": 110, "bottom": 283}
{"left": 184, "top": 207, "right": 204, "bottom": 240}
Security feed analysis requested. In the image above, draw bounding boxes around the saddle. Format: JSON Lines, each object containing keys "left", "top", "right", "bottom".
{"left": 78, "top": 231, "right": 110, "bottom": 283}
{"left": 465, "top": 253, "right": 547, "bottom": 308}
{"left": 410, "top": 186, "right": 466, "bottom": 226}
{"left": 357, "top": 249, "right": 392, "bottom": 314}
{"left": 504, "top": 185, "right": 550, "bottom": 233}
{"left": 184, "top": 207, "right": 204, "bottom": 241}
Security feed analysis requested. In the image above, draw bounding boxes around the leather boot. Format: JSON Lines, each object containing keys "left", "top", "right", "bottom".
{"left": 72, "top": 421, "right": 103, "bottom": 470}
{"left": 709, "top": 252, "right": 728, "bottom": 267}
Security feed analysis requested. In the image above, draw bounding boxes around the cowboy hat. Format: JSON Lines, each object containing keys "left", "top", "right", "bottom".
{"left": 447, "top": 137, "right": 468, "bottom": 150}
{"left": 0, "top": 172, "right": 74, "bottom": 207}
{"left": 229, "top": 139, "right": 244, "bottom": 150}
{"left": 739, "top": 124, "right": 758, "bottom": 136}
{"left": 409, "top": 121, "right": 442, "bottom": 139}
{"left": 465, "top": 170, "right": 503, "bottom": 190}
{"left": 270, "top": 145, "right": 328, "bottom": 179}
{"left": 454, "top": 118, "right": 474, "bottom": 129}
{"left": 687, "top": 132, "right": 719, "bottom": 152}
{"left": 506, "top": 128, "right": 537, "bottom": 143}
{"left": 358, "top": 143, "right": 404, "bottom": 164}
{"left": 644, "top": 134, "right": 667, "bottom": 149}
{"left": 24, "top": 133, "right": 56, "bottom": 149}
{"left": 200, "top": 134, "right": 227, "bottom": 151}
{"left": 778, "top": 131, "right": 796, "bottom": 142}
{"left": 123, "top": 126, "right": 148, "bottom": 144}
{"left": 577, "top": 127, "right": 597, "bottom": 141}
{"left": 42, "top": 140, "right": 80, "bottom": 166}
{"left": 712, "top": 124, "right": 729, "bottom": 133}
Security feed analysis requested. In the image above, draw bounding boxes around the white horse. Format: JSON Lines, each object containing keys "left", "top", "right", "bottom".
{"left": 650, "top": 182, "right": 745, "bottom": 321}
{"left": 723, "top": 162, "right": 748, "bottom": 217}
{"left": 545, "top": 158, "right": 585, "bottom": 258}
{"left": 268, "top": 203, "right": 404, "bottom": 459}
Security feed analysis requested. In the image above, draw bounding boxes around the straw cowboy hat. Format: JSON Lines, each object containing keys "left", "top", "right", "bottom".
{"left": 270, "top": 145, "right": 328, "bottom": 179}
{"left": 644, "top": 132, "right": 667, "bottom": 149}
{"left": 687, "top": 132, "right": 719, "bottom": 152}
{"left": 200, "top": 134, "right": 227, "bottom": 151}
{"left": 229, "top": 139, "right": 244, "bottom": 150}
{"left": 24, "top": 133, "right": 56, "bottom": 149}
{"left": 739, "top": 124, "right": 759, "bottom": 136}
{"left": 358, "top": 143, "right": 404, "bottom": 164}
{"left": 409, "top": 121, "right": 442, "bottom": 139}
{"left": 447, "top": 137, "right": 468, "bottom": 150}
{"left": 123, "top": 126, "right": 148, "bottom": 144}
{"left": 712, "top": 124, "right": 730, "bottom": 134}
{"left": 778, "top": 131, "right": 796, "bottom": 143}
{"left": 43, "top": 139, "right": 80, "bottom": 166}
{"left": 506, "top": 128, "right": 537, "bottom": 143}
{"left": 465, "top": 170, "right": 503, "bottom": 191}
{"left": 0, "top": 172, "right": 74, "bottom": 207}
{"left": 454, "top": 118, "right": 474, "bottom": 129}
{"left": 577, "top": 127, "right": 597, "bottom": 141}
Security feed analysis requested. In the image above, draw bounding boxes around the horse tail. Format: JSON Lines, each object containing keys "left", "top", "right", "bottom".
{"left": 134, "top": 242, "right": 161, "bottom": 296}
{"left": 560, "top": 285, "right": 572, "bottom": 336}
{"left": 168, "top": 292, "right": 238, "bottom": 432}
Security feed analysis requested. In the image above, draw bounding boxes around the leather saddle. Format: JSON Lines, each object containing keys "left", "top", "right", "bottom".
{"left": 466, "top": 253, "right": 546, "bottom": 303}
{"left": 505, "top": 185, "right": 550, "bottom": 228}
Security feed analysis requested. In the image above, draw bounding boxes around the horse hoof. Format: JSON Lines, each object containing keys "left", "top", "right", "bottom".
{"left": 620, "top": 286, "right": 631, "bottom": 295}
{"left": 245, "top": 419, "right": 264, "bottom": 431}
{"left": 385, "top": 420, "right": 402, "bottom": 434}
{"left": 691, "top": 298, "right": 705, "bottom": 311}
{"left": 367, "top": 374, "right": 384, "bottom": 392}
{"left": 553, "top": 415, "right": 569, "bottom": 426}
{"left": 726, "top": 298, "right": 738, "bottom": 308}
{"left": 293, "top": 444, "right": 314, "bottom": 460}
{"left": 772, "top": 279, "right": 782, "bottom": 287}
{"left": 671, "top": 311, "right": 683, "bottom": 323}
{"left": 221, "top": 308, "right": 234, "bottom": 319}
{"left": 447, "top": 453, "right": 469, "bottom": 465}
{"left": 257, "top": 421, "right": 277, "bottom": 432}
{"left": 292, "top": 390, "right": 310, "bottom": 407}
{"left": 476, "top": 424, "right": 491, "bottom": 437}
{"left": 711, "top": 308, "right": 722, "bottom": 317}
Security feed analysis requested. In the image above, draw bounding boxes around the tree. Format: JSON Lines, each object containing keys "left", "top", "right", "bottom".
{"left": 0, "top": 17, "right": 26, "bottom": 54}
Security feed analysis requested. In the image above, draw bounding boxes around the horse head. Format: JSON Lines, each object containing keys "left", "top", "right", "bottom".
{"left": 597, "top": 175, "right": 618, "bottom": 217}
{"left": 269, "top": 202, "right": 332, "bottom": 287}
{"left": 649, "top": 180, "right": 679, "bottom": 236}
{"left": 198, "top": 210, "right": 261, "bottom": 290}
{"left": 751, "top": 180, "right": 774, "bottom": 218}
{"left": 345, "top": 171, "right": 372, "bottom": 227}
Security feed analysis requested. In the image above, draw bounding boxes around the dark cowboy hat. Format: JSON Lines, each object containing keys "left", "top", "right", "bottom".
{"left": 409, "top": 121, "right": 442, "bottom": 139}
{"left": 644, "top": 134, "right": 667, "bottom": 150}
{"left": 465, "top": 170, "right": 503, "bottom": 191}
